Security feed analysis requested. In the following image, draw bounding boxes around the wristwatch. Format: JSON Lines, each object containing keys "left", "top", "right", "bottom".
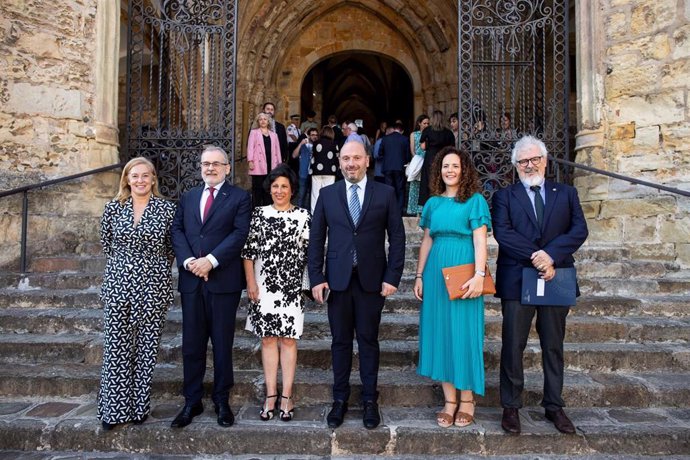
{"left": 475, "top": 269, "right": 486, "bottom": 277}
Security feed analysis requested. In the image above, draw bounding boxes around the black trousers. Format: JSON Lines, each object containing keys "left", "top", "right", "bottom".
{"left": 499, "top": 299, "right": 569, "bottom": 411}
{"left": 327, "top": 271, "right": 385, "bottom": 403}
{"left": 384, "top": 170, "right": 405, "bottom": 216}
{"left": 181, "top": 286, "right": 240, "bottom": 406}
{"left": 251, "top": 175, "right": 271, "bottom": 207}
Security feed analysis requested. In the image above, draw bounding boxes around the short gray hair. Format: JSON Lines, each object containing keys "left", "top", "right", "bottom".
{"left": 511, "top": 135, "right": 547, "bottom": 165}
{"left": 347, "top": 122, "right": 358, "bottom": 133}
{"left": 201, "top": 145, "right": 229, "bottom": 163}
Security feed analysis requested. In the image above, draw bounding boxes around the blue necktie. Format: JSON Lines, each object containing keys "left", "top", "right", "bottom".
{"left": 349, "top": 184, "right": 361, "bottom": 265}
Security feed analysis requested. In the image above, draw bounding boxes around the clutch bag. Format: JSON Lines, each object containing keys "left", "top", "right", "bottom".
{"left": 442, "top": 263, "right": 496, "bottom": 300}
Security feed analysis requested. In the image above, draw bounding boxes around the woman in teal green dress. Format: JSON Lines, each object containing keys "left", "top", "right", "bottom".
{"left": 406, "top": 114, "right": 429, "bottom": 215}
{"left": 413, "top": 146, "right": 491, "bottom": 428}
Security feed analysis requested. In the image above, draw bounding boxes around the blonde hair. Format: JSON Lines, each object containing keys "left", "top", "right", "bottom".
{"left": 254, "top": 112, "right": 272, "bottom": 130}
{"left": 114, "top": 157, "right": 163, "bottom": 203}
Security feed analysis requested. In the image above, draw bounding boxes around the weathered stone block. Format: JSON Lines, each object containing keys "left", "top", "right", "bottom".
{"left": 623, "top": 216, "right": 658, "bottom": 242}
{"left": 634, "top": 125, "right": 660, "bottom": 148}
{"left": 606, "top": 12, "right": 628, "bottom": 41}
{"left": 609, "top": 122, "right": 636, "bottom": 139}
{"left": 661, "top": 125, "right": 690, "bottom": 151}
{"left": 608, "top": 92, "right": 686, "bottom": 126}
{"left": 672, "top": 25, "right": 690, "bottom": 59}
{"left": 659, "top": 219, "right": 690, "bottom": 243}
{"left": 661, "top": 60, "right": 690, "bottom": 89}
{"left": 600, "top": 197, "right": 677, "bottom": 218}
{"left": 606, "top": 62, "right": 659, "bottom": 98}
{"left": 627, "top": 242, "right": 676, "bottom": 261}
{"left": 586, "top": 218, "right": 622, "bottom": 242}
{"left": 631, "top": 0, "right": 676, "bottom": 35}
{"left": 5, "top": 83, "right": 84, "bottom": 119}
{"left": 676, "top": 243, "right": 690, "bottom": 268}
{"left": 580, "top": 201, "right": 601, "bottom": 219}
{"left": 617, "top": 154, "right": 674, "bottom": 173}
{"left": 17, "top": 32, "right": 62, "bottom": 59}
{"left": 574, "top": 175, "right": 609, "bottom": 201}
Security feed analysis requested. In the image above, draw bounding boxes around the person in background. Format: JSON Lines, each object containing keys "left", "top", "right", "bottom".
{"left": 292, "top": 127, "right": 319, "bottom": 209}
{"left": 414, "top": 146, "right": 490, "bottom": 429}
{"left": 243, "top": 164, "right": 311, "bottom": 423}
{"left": 407, "top": 114, "right": 429, "bottom": 216}
{"left": 374, "top": 120, "right": 388, "bottom": 143}
{"left": 247, "top": 112, "right": 282, "bottom": 207}
{"left": 310, "top": 125, "right": 340, "bottom": 213}
{"left": 98, "top": 157, "right": 177, "bottom": 431}
{"left": 418, "top": 110, "right": 456, "bottom": 207}
{"left": 379, "top": 121, "right": 411, "bottom": 215}
{"left": 300, "top": 110, "right": 318, "bottom": 133}
{"left": 449, "top": 112, "right": 460, "bottom": 146}
{"left": 262, "top": 102, "right": 289, "bottom": 163}
{"left": 373, "top": 126, "right": 394, "bottom": 184}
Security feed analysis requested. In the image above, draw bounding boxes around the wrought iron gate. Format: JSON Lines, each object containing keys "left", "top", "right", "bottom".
{"left": 124, "top": 0, "right": 238, "bottom": 199}
{"left": 458, "top": 0, "right": 570, "bottom": 201}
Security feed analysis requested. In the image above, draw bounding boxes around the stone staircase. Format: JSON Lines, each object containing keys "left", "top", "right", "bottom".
{"left": 0, "top": 218, "right": 689, "bottom": 458}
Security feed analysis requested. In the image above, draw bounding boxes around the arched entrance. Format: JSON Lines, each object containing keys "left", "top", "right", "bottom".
{"left": 301, "top": 53, "right": 414, "bottom": 137}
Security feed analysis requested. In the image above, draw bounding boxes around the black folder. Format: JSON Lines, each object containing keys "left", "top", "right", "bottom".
{"left": 521, "top": 267, "right": 577, "bottom": 307}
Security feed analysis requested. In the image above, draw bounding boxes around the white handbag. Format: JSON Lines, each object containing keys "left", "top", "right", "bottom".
{"left": 406, "top": 154, "right": 424, "bottom": 182}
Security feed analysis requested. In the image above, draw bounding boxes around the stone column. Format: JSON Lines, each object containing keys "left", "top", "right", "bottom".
{"left": 93, "top": 0, "right": 121, "bottom": 166}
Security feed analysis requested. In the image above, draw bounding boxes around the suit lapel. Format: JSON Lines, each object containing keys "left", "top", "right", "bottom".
{"left": 542, "top": 180, "right": 559, "bottom": 227}
{"left": 358, "top": 180, "right": 374, "bottom": 229}
{"left": 337, "top": 180, "right": 356, "bottom": 228}
{"left": 511, "top": 182, "right": 539, "bottom": 230}
{"left": 191, "top": 187, "right": 204, "bottom": 226}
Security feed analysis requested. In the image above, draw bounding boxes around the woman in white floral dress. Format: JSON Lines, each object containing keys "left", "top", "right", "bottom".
{"left": 242, "top": 164, "right": 310, "bottom": 422}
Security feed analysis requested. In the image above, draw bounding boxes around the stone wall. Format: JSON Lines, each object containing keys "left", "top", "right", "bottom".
{"left": 0, "top": 1, "right": 119, "bottom": 268}
{"left": 575, "top": 0, "right": 690, "bottom": 268}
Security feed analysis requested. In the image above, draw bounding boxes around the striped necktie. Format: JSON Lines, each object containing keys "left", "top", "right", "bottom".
{"left": 349, "top": 184, "right": 361, "bottom": 265}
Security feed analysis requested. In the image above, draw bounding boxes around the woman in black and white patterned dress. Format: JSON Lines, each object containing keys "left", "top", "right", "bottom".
{"left": 309, "top": 125, "right": 339, "bottom": 213}
{"left": 242, "top": 164, "right": 310, "bottom": 422}
{"left": 98, "top": 157, "right": 176, "bottom": 431}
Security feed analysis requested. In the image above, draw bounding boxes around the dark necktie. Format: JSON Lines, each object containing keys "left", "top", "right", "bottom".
{"left": 530, "top": 185, "right": 544, "bottom": 228}
{"left": 203, "top": 186, "right": 215, "bottom": 222}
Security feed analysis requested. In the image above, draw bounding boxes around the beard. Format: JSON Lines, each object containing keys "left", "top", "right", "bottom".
{"left": 519, "top": 171, "right": 544, "bottom": 188}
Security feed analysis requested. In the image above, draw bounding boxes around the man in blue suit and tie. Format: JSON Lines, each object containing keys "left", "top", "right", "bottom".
{"left": 309, "top": 141, "right": 406, "bottom": 429}
{"left": 492, "top": 136, "right": 588, "bottom": 435}
{"left": 379, "top": 121, "right": 412, "bottom": 215}
{"left": 170, "top": 145, "right": 251, "bottom": 428}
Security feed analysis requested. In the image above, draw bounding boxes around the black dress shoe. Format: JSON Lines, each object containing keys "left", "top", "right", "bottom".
{"left": 215, "top": 402, "right": 235, "bottom": 427}
{"left": 133, "top": 414, "right": 148, "bottom": 425}
{"left": 362, "top": 401, "right": 381, "bottom": 430}
{"left": 170, "top": 401, "right": 204, "bottom": 428}
{"left": 101, "top": 421, "right": 116, "bottom": 431}
{"left": 545, "top": 408, "right": 576, "bottom": 434}
{"left": 501, "top": 408, "right": 521, "bottom": 434}
{"left": 326, "top": 400, "right": 348, "bottom": 428}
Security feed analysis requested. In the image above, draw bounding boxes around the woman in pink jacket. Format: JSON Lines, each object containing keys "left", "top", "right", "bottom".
{"left": 248, "top": 112, "right": 282, "bottom": 206}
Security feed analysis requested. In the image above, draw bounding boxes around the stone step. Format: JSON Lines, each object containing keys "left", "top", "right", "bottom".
{"left": 0, "top": 398, "right": 688, "bottom": 456}
{"left": 1, "top": 364, "right": 688, "bottom": 409}
{"left": 1, "top": 288, "right": 689, "bottom": 318}
{"left": 1, "top": 308, "right": 689, "bottom": 344}
{"left": 0, "top": 333, "right": 687, "bottom": 374}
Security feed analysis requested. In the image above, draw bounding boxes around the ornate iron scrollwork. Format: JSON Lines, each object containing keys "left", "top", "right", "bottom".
{"left": 458, "top": 0, "right": 570, "bottom": 203}
{"left": 124, "top": 0, "right": 238, "bottom": 200}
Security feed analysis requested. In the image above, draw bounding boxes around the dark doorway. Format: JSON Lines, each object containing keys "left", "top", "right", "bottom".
{"left": 301, "top": 53, "right": 414, "bottom": 139}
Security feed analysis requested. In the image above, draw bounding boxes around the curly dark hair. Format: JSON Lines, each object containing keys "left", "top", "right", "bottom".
{"left": 429, "top": 146, "right": 481, "bottom": 202}
{"left": 263, "top": 163, "right": 298, "bottom": 197}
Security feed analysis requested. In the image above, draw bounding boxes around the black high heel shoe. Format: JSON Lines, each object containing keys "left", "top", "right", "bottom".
{"left": 279, "top": 395, "right": 294, "bottom": 422}
{"left": 259, "top": 394, "right": 278, "bottom": 421}
{"left": 101, "top": 421, "right": 117, "bottom": 431}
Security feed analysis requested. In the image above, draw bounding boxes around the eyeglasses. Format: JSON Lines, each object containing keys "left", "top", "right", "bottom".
{"left": 516, "top": 156, "right": 543, "bottom": 167}
{"left": 200, "top": 161, "right": 228, "bottom": 169}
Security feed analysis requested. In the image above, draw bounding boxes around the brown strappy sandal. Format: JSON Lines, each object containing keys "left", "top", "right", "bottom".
{"left": 454, "top": 399, "right": 476, "bottom": 427}
{"left": 436, "top": 400, "right": 458, "bottom": 428}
